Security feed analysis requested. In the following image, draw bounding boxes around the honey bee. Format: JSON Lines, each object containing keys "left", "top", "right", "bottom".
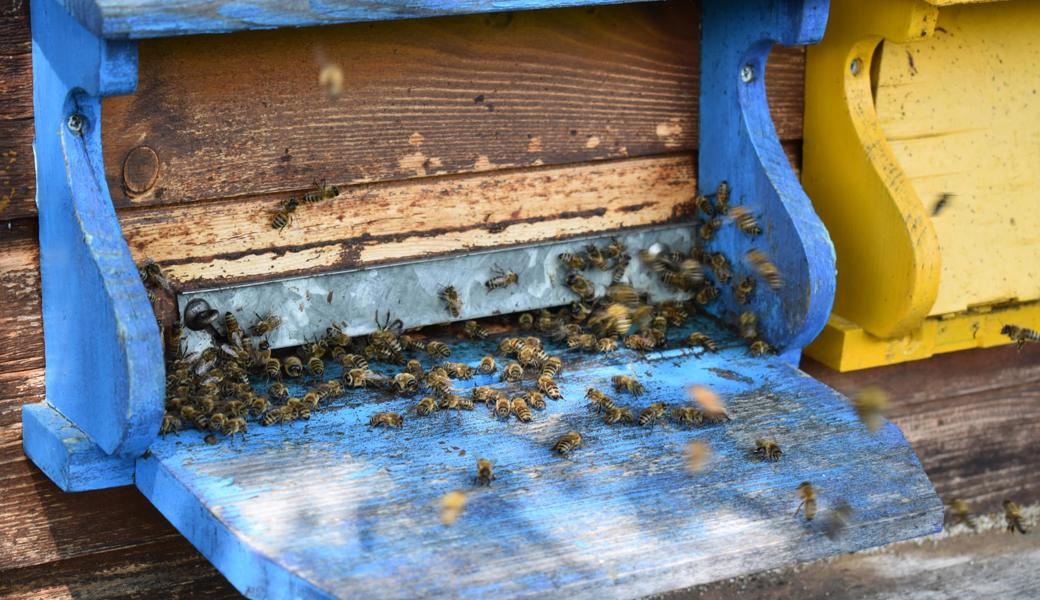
{"left": 709, "top": 253, "right": 732, "bottom": 283}
{"left": 605, "top": 237, "right": 625, "bottom": 259}
{"left": 463, "top": 320, "right": 489, "bottom": 340}
{"left": 518, "top": 313, "right": 534, "bottom": 330}
{"left": 399, "top": 334, "right": 426, "bottom": 352}
{"left": 754, "top": 438, "right": 782, "bottom": 461}
{"left": 686, "top": 332, "right": 718, "bottom": 353}
{"left": 947, "top": 498, "right": 977, "bottom": 531}
{"left": 337, "top": 353, "right": 369, "bottom": 371}
{"left": 393, "top": 372, "right": 419, "bottom": 395}
{"left": 699, "top": 217, "right": 721, "bottom": 241}
{"left": 478, "top": 355, "right": 496, "bottom": 374}
{"left": 268, "top": 381, "right": 289, "bottom": 402}
{"left": 207, "top": 412, "right": 228, "bottom": 432}
{"left": 570, "top": 301, "right": 593, "bottom": 323}
{"left": 302, "top": 179, "right": 340, "bottom": 203}
{"left": 439, "top": 286, "right": 463, "bottom": 318}
{"left": 282, "top": 356, "right": 303, "bottom": 378}
{"left": 250, "top": 313, "right": 282, "bottom": 337}
{"left": 318, "top": 379, "right": 344, "bottom": 400}
{"left": 494, "top": 395, "right": 511, "bottom": 419}
{"left": 225, "top": 399, "right": 247, "bottom": 417}
{"left": 443, "top": 362, "right": 475, "bottom": 380}
{"left": 164, "top": 320, "right": 183, "bottom": 358}
{"left": 261, "top": 406, "right": 291, "bottom": 426}
{"left": 139, "top": 259, "right": 173, "bottom": 293}
{"left": 306, "top": 355, "right": 325, "bottom": 378}
{"left": 853, "top": 386, "right": 889, "bottom": 433}
{"left": 221, "top": 417, "right": 248, "bottom": 436}
{"left": 553, "top": 431, "right": 583, "bottom": 455}
{"left": 502, "top": 362, "right": 524, "bottom": 382}
{"left": 639, "top": 402, "right": 667, "bottom": 428}
{"left": 747, "top": 249, "right": 782, "bottom": 290}
{"left": 472, "top": 386, "right": 496, "bottom": 406}
{"left": 585, "top": 387, "right": 616, "bottom": 413}
{"left": 405, "top": 358, "right": 425, "bottom": 379}
{"left": 694, "top": 194, "right": 715, "bottom": 217}
{"left": 540, "top": 356, "right": 562, "bottom": 378}
{"left": 606, "top": 284, "right": 639, "bottom": 307}
{"left": 476, "top": 459, "right": 495, "bottom": 486}
{"left": 604, "top": 406, "right": 634, "bottom": 425}
{"left": 695, "top": 285, "right": 720, "bottom": 305}
{"left": 262, "top": 357, "right": 281, "bottom": 379}
{"left": 324, "top": 323, "right": 351, "bottom": 347}
{"left": 794, "top": 482, "right": 816, "bottom": 521}
{"left": 498, "top": 337, "right": 525, "bottom": 355}
{"left": 684, "top": 441, "right": 711, "bottom": 473}
{"left": 1004, "top": 499, "right": 1027, "bottom": 534}
{"left": 525, "top": 391, "right": 546, "bottom": 410}
{"left": 426, "top": 341, "right": 451, "bottom": 359}
{"left": 558, "top": 252, "right": 588, "bottom": 271}
{"left": 160, "top": 413, "right": 182, "bottom": 435}
{"left": 588, "top": 303, "right": 632, "bottom": 338}
{"left": 284, "top": 397, "right": 304, "bottom": 419}
{"left": 596, "top": 337, "right": 618, "bottom": 353}
{"left": 249, "top": 395, "right": 271, "bottom": 417}
{"left": 714, "top": 181, "right": 730, "bottom": 214}
{"left": 369, "top": 411, "right": 404, "bottom": 428}
{"left": 537, "top": 375, "right": 562, "bottom": 399}
{"left": 536, "top": 310, "right": 558, "bottom": 333}
{"left": 426, "top": 372, "right": 453, "bottom": 397}
{"left": 739, "top": 311, "right": 758, "bottom": 340}
{"left": 584, "top": 244, "right": 610, "bottom": 271}
{"left": 734, "top": 276, "right": 756, "bottom": 304}
{"left": 485, "top": 267, "right": 519, "bottom": 291}
{"left": 671, "top": 406, "right": 704, "bottom": 426}
{"left": 1001, "top": 324, "right": 1040, "bottom": 350}
{"left": 748, "top": 340, "right": 772, "bottom": 356}
{"left": 440, "top": 491, "right": 467, "bottom": 525}
{"left": 416, "top": 396, "right": 439, "bottom": 416}
{"left": 516, "top": 346, "right": 541, "bottom": 368}
{"left": 271, "top": 196, "right": 299, "bottom": 231}
{"left": 623, "top": 333, "right": 656, "bottom": 352}
{"left": 511, "top": 397, "right": 532, "bottom": 422}
{"left": 729, "top": 206, "right": 761, "bottom": 235}
{"left": 611, "top": 254, "right": 631, "bottom": 284}
{"left": 824, "top": 501, "right": 853, "bottom": 540}
{"left": 442, "top": 394, "right": 474, "bottom": 411}
{"left": 611, "top": 375, "right": 645, "bottom": 396}
{"left": 566, "top": 273, "right": 596, "bottom": 301}
{"left": 222, "top": 312, "right": 241, "bottom": 338}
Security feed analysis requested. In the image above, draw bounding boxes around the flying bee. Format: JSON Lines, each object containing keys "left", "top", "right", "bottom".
{"left": 139, "top": 259, "right": 173, "bottom": 293}
{"left": 268, "top": 381, "right": 289, "bottom": 402}
{"left": 283, "top": 356, "right": 304, "bottom": 378}
{"left": 463, "top": 320, "right": 489, "bottom": 340}
{"left": 947, "top": 498, "right": 977, "bottom": 531}
{"left": 699, "top": 217, "right": 721, "bottom": 241}
{"left": 714, "top": 181, "right": 730, "bottom": 214}
{"left": 518, "top": 313, "right": 534, "bottom": 330}
{"left": 734, "top": 276, "right": 756, "bottom": 304}
{"left": 160, "top": 413, "right": 182, "bottom": 435}
{"left": 476, "top": 458, "right": 494, "bottom": 486}
{"left": 302, "top": 179, "right": 340, "bottom": 203}
{"left": 604, "top": 406, "right": 634, "bottom": 425}
{"left": 249, "top": 395, "right": 271, "bottom": 417}
{"left": 709, "top": 253, "right": 732, "bottom": 283}
{"left": 221, "top": 417, "right": 248, "bottom": 437}
{"left": 566, "top": 273, "right": 596, "bottom": 301}
{"left": 623, "top": 333, "right": 656, "bottom": 352}
{"left": 639, "top": 402, "right": 667, "bottom": 428}
{"left": 511, "top": 397, "right": 532, "bottom": 422}
{"left": 585, "top": 387, "right": 616, "bottom": 413}
{"left": 588, "top": 303, "right": 632, "bottom": 337}
{"left": 1004, "top": 499, "right": 1027, "bottom": 534}
{"left": 502, "top": 362, "right": 524, "bottom": 382}
{"left": 660, "top": 271, "right": 693, "bottom": 292}
{"left": 611, "top": 254, "right": 631, "bottom": 284}
{"left": 739, "top": 311, "right": 758, "bottom": 340}
{"left": 369, "top": 411, "right": 404, "bottom": 428}
{"left": 439, "top": 286, "right": 463, "bottom": 318}
{"left": 611, "top": 376, "right": 645, "bottom": 398}
{"left": 440, "top": 491, "right": 467, "bottom": 526}
{"left": 755, "top": 438, "right": 782, "bottom": 461}
{"left": 606, "top": 284, "right": 640, "bottom": 307}
{"left": 541, "top": 356, "right": 562, "bottom": 378}
{"left": 687, "top": 385, "right": 729, "bottom": 422}
{"left": 306, "top": 356, "right": 325, "bottom": 378}
{"left": 537, "top": 375, "right": 562, "bottom": 399}
{"left": 671, "top": 406, "right": 704, "bottom": 427}
{"left": 415, "top": 396, "right": 439, "bottom": 416}
{"left": 684, "top": 441, "right": 711, "bottom": 473}
{"left": 426, "top": 341, "right": 451, "bottom": 359}
{"left": 525, "top": 391, "right": 546, "bottom": 410}
{"left": 485, "top": 266, "right": 519, "bottom": 291}
{"left": 558, "top": 252, "right": 588, "bottom": 271}
{"left": 444, "top": 362, "right": 475, "bottom": 380}
{"left": 694, "top": 193, "right": 715, "bottom": 217}
{"left": 686, "top": 332, "right": 718, "bottom": 353}
{"left": 853, "top": 386, "right": 890, "bottom": 433}
{"left": 478, "top": 355, "right": 496, "bottom": 374}
{"left": 493, "top": 395, "right": 511, "bottom": 419}
{"left": 553, "top": 431, "right": 583, "bottom": 455}
{"left": 393, "top": 372, "right": 419, "bottom": 395}
{"left": 596, "top": 337, "right": 618, "bottom": 353}
{"left": 748, "top": 340, "right": 772, "bottom": 356}
{"left": 747, "top": 249, "right": 782, "bottom": 290}
{"left": 795, "top": 482, "right": 817, "bottom": 521}
{"left": 729, "top": 206, "right": 761, "bottom": 235}
{"left": 1001, "top": 324, "right": 1040, "bottom": 350}
{"left": 271, "top": 196, "right": 299, "bottom": 231}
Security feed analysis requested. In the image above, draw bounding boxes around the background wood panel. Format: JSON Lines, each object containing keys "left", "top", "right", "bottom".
{"left": 0, "top": 0, "right": 34, "bottom": 220}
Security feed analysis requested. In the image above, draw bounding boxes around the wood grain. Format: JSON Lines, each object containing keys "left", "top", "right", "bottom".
{"left": 118, "top": 154, "right": 698, "bottom": 289}
{"left": 0, "top": 0, "right": 33, "bottom": 221}
{"left": 0, "top": 1, "right": 30, "bottom": 56}
{"left": 0, "top": 220, "right": 42, "bottom": 429}
{"left": 0, "top": 51, "right": 32, "bottom": 120}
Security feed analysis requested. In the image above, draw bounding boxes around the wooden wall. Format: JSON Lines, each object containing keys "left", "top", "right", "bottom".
{"left": 0, "top": 0, "right": 1036, "bottom": 597}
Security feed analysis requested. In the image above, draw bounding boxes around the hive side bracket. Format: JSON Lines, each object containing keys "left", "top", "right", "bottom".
{"left": 700, "top": 0, "right": 836, "bottom": 364}
{"left": 22, "top": 0, "right": 163, "bottom": 491}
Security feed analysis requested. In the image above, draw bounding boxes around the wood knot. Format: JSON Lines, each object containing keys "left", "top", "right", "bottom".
{"left": 122, "top": 145, "right": 159, "bottom": 197}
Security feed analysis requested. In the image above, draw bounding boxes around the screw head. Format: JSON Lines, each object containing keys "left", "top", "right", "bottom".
{"left": 850, "top": 58, "right": 863, "bottom": 76}
{"left": 184, "top": 298, "right": 219, "bottom": 331}
{"left": 740, "top": 64, "right": 755, "bottom": 83}
{"left": 66, "top": 113, "right": 85, "bottom": 134}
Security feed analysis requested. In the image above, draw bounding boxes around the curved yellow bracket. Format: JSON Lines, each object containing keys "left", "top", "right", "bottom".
{"left": 803, "top": 0, "right": 941, "bottom": 340}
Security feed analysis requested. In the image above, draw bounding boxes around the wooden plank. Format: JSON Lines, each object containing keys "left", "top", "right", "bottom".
{"left": 0, "top": 119, "right": 35, "bottom": 221}
{"left": 0, "top": 51, "right": 32, "bottom": 120}
{"left": 0, "top": 0, "right": 31, "bottom": 55}
{"left": 118, "top": 154, "right": 698, "bottom": 289}
{"left": 0, "top": 0, "right": 34, "bottom": 220}
{"left": 0, "top": 220, "right": 42, "bottom": 428}
{"left": 101, "top": 2, "right": 805, "bottom": 209}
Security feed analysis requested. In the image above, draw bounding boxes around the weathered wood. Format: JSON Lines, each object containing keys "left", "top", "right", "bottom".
{"left": 0, "top": 118, "right": 35, "bottom": 221}
{"left": 0, "top": 0, "right": 30, "bottom": 55}
{"left": 0, "top": 221, "right": 43, "bottom": 428}
{"left": 118, "top": 154, "right": 698, "bottom": 289}
{"left": 101, "top": 2, "right": 806, "bottom": 209}
{"left": 0, "top": 0, "right": 34, "bottom": 221}
{"left": 0, "top": 51, "right": 32, "bottom": 120}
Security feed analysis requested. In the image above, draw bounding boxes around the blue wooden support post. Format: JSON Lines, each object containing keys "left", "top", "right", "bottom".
{"left": 22, "top": 0, "right": 164, "bottom": 491}
{"left": 699, "top": 0, "right": 835, "bottom": 365}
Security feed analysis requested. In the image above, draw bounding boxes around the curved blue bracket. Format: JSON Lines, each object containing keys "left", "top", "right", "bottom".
{"left": 700, "top": 0, "right": 835, "bottom": 364}
{"left": 22, "top": 0, "right": 163, "bottom": 491}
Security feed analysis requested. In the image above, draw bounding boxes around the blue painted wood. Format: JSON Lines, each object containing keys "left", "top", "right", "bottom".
{"left": 23, "top": 0, "right": 164, "bottom": 490}
{"left": 22, "top": 404, "right": 136, "bottom": 491}
{"left": 698, "top": 0, "right": 835, "bottom": 363}
{"left": 58, "top": 0, "right": 659, "bottom": 39}
{"left": 137, "top": 319, "right": 942, "bottom": 599}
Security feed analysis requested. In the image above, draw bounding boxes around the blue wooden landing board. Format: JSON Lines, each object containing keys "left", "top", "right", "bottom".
{"left": 136, "top": 321, "right": 942, "bottom": 599}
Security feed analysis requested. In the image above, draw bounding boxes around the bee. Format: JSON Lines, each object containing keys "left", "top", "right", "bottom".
{"left": 439, "top": 286, "right": 463, "bottom": 318}
{"left": 207, "top": 412, "right": 228, "bottom": 432}
{"left": 739, "top": 311, "right": 758, "bottom": 340}
{"left": 260, "top": 406, "right": 290, "bottom": 426}
{"left": 585, "top": 387, "right": 616, "bottom": 413}
{"left": 584, "top": 244, "right": 610, "bottom": 271}
{"left": 139, "top": 259, "right": 173, "bottom": 295}
{"left": 160, "top": 413, "right": 182, "bottom": 435}
{"left": 472, "top": 386, "right": 497, "bottom": 406}
{"left": 517, "top": 346, "right": 543, "bottom": 368}
{"left": 684, "top": 441, "right": 711, "bottom": 473}
{"left": 440, "top": 490, "right": 467, "bottom": 525}
{"left": 250, "top": 313, "right": 281, "bottom": 337}
{"left": 747, "top": 249, "right": 782, "bottom": 289}
{"left": 693, "top": 194, "right": 715, "bottom": 217}
{"left": 523, "top": 335, "right": 543, "bottom": 351}
{"left": 541, "top": 356, "right": 562, "bottom": 378}
{"left": 502, "top": 362, "right": 524, "bottom": 382}
{"left": 164, "top": 320, "right": 183, "bottom": 358}
{"left": 493, "top": 395, "right": 511, "bottom": 419}
{"left": 249, "top": 395, "right": 271, "bottom": 417}
{"left": 824, "top": 501, "right": 853, "bottom": 540}
{"left": 611, "top": 254, "right": 631, "bottom": 284}
{"left": 393, "top": 372, "right": 419, "bottom": 395}
{"left": 369, "top": 411, "right": 404, "bottom": 428}
{"left": 931, "top": 192, "right": 952, "bottom": 216}
{"left": 222, "top": 312, "right": 241, "bottom": 339}
{"left": 566, "top": 273, "right": 596, "bottom": 301}
{"left": 639, "top": 402, "right": 667, "bottom": 428}
{"left": 498, "top": 337, "right": 525, "bottom": 355}
{"left": 947, "top": 499, "right": 977, "bottom": 531}
{"left": 302, "top": 179, "right": 340, "bottom": 203}
{"left": 606, "top": 284, "right": 640, "bottom": 307}
{"left": 511, "top": 397, "right": 532, "bottom": 422}
{"left": 485, "top": 267, "right": 519, "bottom": 291}
{"left": 748, "top": 340, "right": 772, "bottom": 357}
{"left": 426, "top": 372, "right": 453, "bottom": 397}
{"left": 537, "top": 375, "right": 562, "bottom": 399}
{"left": 324, "top": 323, "right": 351, "bottom": 347}
{"left": 282, "top": 356, "right": 303, "bottom": 378}
{"left": 714, "top": 181, "right": 730, "bottom": 214}
{"left": 426, "top": 341, "right": 451, "bottom": 359}
{"left": 794, "top": 482, "right": 817, "bottom": 521}
{"left": 299, "top": 392, "right": 320, "bottom": 411}
{"left": 754, "top": 438, "right": 782, "bottom": 461}
{"left": 660, "top": 271, "right": 693, "bottom": 292}
{"left": 1001, "top": 324, "right": 1040, "bottom": 350}
{"left": 476, "top": 459, "right": 494, "bottom": 486}
{"left": 709, "top": 253, "right": 732, "bottom": 283}
{"left": 222, "top": 417, "right": 248, "bottom": 436}
{"left": 699, "top": 217, "right": 721, "bottom": 241}
{"left": 853, "top": 386, "right": 889, "bottom": 433}
{"left": 558, "top": 252, "right": 588, "bottom": 271}
{"left": 686, "top": 385, "right": 729, "bottom": 422}
{"left": 525, "top": 391, "right": 546, "bottom": 410}
{"left": 596, "top": 337, "right": 618, "bottom": 353}
{"left": 552, "top": 431, "right": 583, "bottom": 455}
{"left": 518, "top": 313, "right": 534, "bottom": 330}
{"left": 463, "top": 320, "right": 489, "bottom": 340}
{"left": 441, "top": 394, "right": 474, "bottom": 411}
{"left": 605, "top": 237, "right": 626, "bottom": 259}
{"left": 337, "top": 353, "right": 369, "bottom": 371}
{"left": 260, "top": 356, "right": 280, "bottom": 379}
{"left": 284, "top": 397, "right": 306, "bottom": 419}
{"left": 623, "top": 333, "right": 656, "bottom": 352}
{"left": 444, "top": 362, "right": 475, "bottom": 380}
{"left": 734, "top": 276, "right": 756, "bottom": 304}
{"left": 1004, "top": 499, "right": 1027, "bottom": 534}
{"left": 570, "top": 301, "right": 593, "bottom": 323}
{"left": 271, "top": 196, "right": 299, "bottom": 231}
{"left": 588, "top": 303, "right": 632, "bottom": 338}
{"left": 225, "top": 399, "right": 247, "bottom": 417}
{"left": 405, "top": 358, "right": 425, "bottom": 380}
{"left": 603, "top": 406, "right": 634, "bottom": 425}
{"left": 686, "top": 332, "right": 718, "bottom": 353}
{"left": 478, "top": 355, "right": 496, "bottom": 374}
{"left": 306, "top": 355, "right": 325, "bottom": 378}
{"left": 671, "top": 406, "right": 704, "bottom": 426}
{"left": 415, "top": 396, "right": 439, "bottom": 416}
{"left": 611, "top": 375, "right": 645, "bottom": 396}
{"left": 268, "top": 381, "right": 289, "bottom": 402}
{"left": 729, "top": 206, "right": 761, "bottom": 235}
{"left": 317, "top": 379, "right": 343, "bottom": 400}
{"left": 342, "top": 368, "right": 371, "bottom": 389}
{"left": 536, "top": 310, "right": 558, "bottom": 333}
{"left": 399, "top": 334, "right": 426, "bottom": 352}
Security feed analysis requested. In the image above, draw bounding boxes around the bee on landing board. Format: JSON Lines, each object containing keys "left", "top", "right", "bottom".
{"left": 369, "top": 412, "right": 404, "bottom": 428}
{"left": 552, "top": 431, "right": 583, "bottom": 455}
{"left": 754, "top": 438, "right": 782, "bottom": 461}
{"left": 794, "top": 482, "right": 816, "bottom": 521}
{"left": 476, "top": 459, "right": 494, "bottom": 486}
{"left": 1004, "top": 499, "right": 1027, "bottom": 534}
{"left": 302, "top": 179, "right": 340, "bottom": 204}
{"left": 611, "top": 375, "right": 645, "bottom": 396}
{"left": 270, "top": 196, "right": 299, "bottom": 232}
{"left": 729, "top": 206, "right": 762, "bottom": 235}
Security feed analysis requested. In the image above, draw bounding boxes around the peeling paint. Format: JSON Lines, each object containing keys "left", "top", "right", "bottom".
{"left": 585, "top": 136, "right": 602, "bottom": 149}
{"left": 398, "top": 151, "right": 428, "bottom": 176}
{"left": 408, "top": 132, "right": 424, "bottom": 147}
{"left": 655, "top": 121, "right": 684, "bottom": 148}
{"left": 527, "top": 137, "right": 543, "bottom": 153}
